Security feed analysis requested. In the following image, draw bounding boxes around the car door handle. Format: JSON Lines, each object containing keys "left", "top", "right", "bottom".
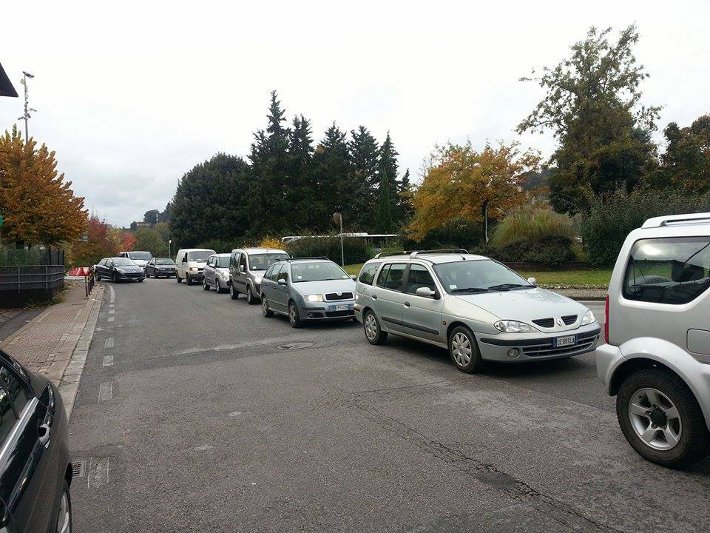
{"left": 404, "top": 302, "right": 411, "bottom": 307}
{"left": 371, "top": 294, "right": 377, "bottom": 300}
{"left": 38, "top": 423, "right": 51, "bottom": 447}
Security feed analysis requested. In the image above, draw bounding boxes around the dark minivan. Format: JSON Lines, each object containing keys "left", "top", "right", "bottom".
{"left": 0, "top": 349, "right": 72, "bottom": 533}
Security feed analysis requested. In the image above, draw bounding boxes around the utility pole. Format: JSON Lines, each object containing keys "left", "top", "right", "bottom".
{"left": 17, "top": 71, "right": 36, "bottom": 141}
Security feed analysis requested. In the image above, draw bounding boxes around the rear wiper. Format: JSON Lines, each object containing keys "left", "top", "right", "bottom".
{"left": 450, "top": 287, "right": 489, "bottom": 293}
{"left": 487, "top": 283, "right": 531, "bottom": 291}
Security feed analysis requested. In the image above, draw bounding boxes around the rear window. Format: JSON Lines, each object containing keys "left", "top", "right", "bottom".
{"left": 623, "top": 237, "right": 710, "bottom": 305}
{"left": 358, "top": 262, "right": 381, "bottom": 285}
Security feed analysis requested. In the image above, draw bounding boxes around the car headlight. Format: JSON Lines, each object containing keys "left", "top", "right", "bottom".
{"left": 115, "top": 268, "right": 125, "bottom": 274}
{"left": 305, "top": 294, "right": 323, "bottom": 302}
{"left": 581, "top": 310, "right": 596, "bottom": 325}
{"left": 494, "top": 320, "right": 539, "bottom": 333}
{"left": 190, "top": 267, "right": 198, "bottom": 271}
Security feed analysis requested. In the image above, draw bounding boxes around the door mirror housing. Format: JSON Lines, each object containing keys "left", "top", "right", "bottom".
{"left": 350, "top": 275, "right": 357, "bottom": 280}
{"left": 182, "top": 256, "right": 187, "bottom": 263}
{"left": 239, "top": 265, "right": 245, "bottom": 273}
{"left": 527, "top": 277, "right": 537, "bottom": 286}
{"left": 415, "top": 286, "right": 437, "bottom": 299}
{"left": 277, "top": 278, "right": 287, "bottom": 286}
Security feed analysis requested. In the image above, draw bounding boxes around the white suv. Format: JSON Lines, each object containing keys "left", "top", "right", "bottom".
{"left": 596, "top": 212, "right": 710, "bottom": 467}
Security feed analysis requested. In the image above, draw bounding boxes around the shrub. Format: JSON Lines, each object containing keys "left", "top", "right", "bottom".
{"left": 488, "top": 205, "right": 575, "bottom": 265}
{"left": 285, "top": 236, "right": 373, "bottom": 265}
{"left": 258, "top": 236, "right": 283, "bottom": 250}
{"left": 404, "top": 218, "right": 486, "bottom": 251}
{"left": 491, "top": 204, "right": 575, "bottom": 247}
{"left": 492, "top": 236, "right": 575, "bottom": 266}
{"left": 581, "top": 189, "right": 710, "bottom": 267}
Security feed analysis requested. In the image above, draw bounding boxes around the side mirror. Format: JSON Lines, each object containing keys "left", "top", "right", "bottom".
{"left": 182, "top": 257, "right": 187, "bottom": 262}
{"left": 415, "top": 287, "right": 436, "bottom": 298}
{"left": 239, "top": 265, "right": 245, "bottom": 273}
{"left": 277, "top": 278, "right": 287, "bottom": 286}
{"left": 351, "top": 275, "right": 357, "bottom": 280}
{"left": 527, "top": 277, "right": 537, "bottom": 286}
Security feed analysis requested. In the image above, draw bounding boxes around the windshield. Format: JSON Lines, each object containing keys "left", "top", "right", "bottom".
{"left": 187, "top": 250, "right": 214, "bottom": 262}
{"left": 249, "top": 253, "right": 289, "bottom": 271}
{"left": 113, "top": 258, "right": 135, "bottom": 266}
{"left": 128, "top": 251, "right": 152, "bottom": 260}
{"left": 291, "top": 261, "right": 350, "bottom": 282}
{"left": 216, "top": 256, "right": 230, "bottom": 268}
{"left": 433, "top": 260, "right": 532, "bottom": 293}
{"left": 155, "top": 258, "right": 175, "bottom": 265}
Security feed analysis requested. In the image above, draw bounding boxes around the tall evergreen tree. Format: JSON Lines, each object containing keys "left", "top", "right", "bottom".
{"left": 312, "top": 124, "right": 353, "bottom": 230}
{"left": 375, "top": 169, "right": 395, "bottom": 233}
{"left": 348, "top": 126, "right": 380, "bottom": 229}
{"left": 286, "top": 115, "right": 315, "bottom": 228}
{"left": 397, "top": 168, "right": 413, "bottom": 223}
{"left": 248, "top": 91, "right": 291, "bottom": 233}
{"left": 377, "top": 132, "right": 401, "bottom": 229}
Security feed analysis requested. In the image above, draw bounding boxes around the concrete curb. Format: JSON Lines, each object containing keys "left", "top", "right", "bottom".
{"left": 57, "top": 284, "right": 104, "bottom": 418}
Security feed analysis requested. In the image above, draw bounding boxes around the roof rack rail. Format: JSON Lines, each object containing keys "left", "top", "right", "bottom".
{"left": 642, "top": 212, "right": 710, "bottom": 228}
{"left": 409, "top": 248, "right": 469, "bottom": 258}
{"left": 277, "top": 256, "right": 330, "bottom": 261}
{"left": 373, "top": 250, "right": 408, "bottom": 259}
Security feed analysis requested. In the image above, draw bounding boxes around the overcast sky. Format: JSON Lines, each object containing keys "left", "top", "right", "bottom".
{"left": 1, "top": 0, "right": 709, "bottom": 227}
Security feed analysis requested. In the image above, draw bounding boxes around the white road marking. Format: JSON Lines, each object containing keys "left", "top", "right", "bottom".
{"left": 104, "top": 338, "right": 114, "bottom": 348}
{"left": 98, "top": 382, "right": 113, "bottom": 402}
{"left": 228, "top": 411, "right": 243, "bottom": 417}
{"left": 194, "top": 444, "right": 214, "bottom": 451}
{"left": 87, "top": 457, "right": 110, "bottom": 488}
{"left": 109, "top": 285, "right": 115, "bottom": 304}
{"left": 103, "top": 355, "right": 114, "bottom": 366}
{"left": 108, "top": 309, "right": 115, "bottom": 315}
{"left": 107, "top": 316, "right": 115, "bottom": 323}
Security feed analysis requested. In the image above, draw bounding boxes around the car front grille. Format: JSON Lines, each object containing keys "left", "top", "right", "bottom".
{"left": 522, "top": 331, "right": 599, "bottom": 357}
{"left": 324, "top": 292, "right": 353, "bottom": 301}
{"left": 532, "top": 318, "right": 554, "bottom": 328}
{"left": 562, "top": 314, "right": 577, "bottom": 325}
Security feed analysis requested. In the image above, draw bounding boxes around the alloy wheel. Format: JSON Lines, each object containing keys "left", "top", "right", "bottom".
{"left": 628, "top": 387, "right": 682, "bottom": 451}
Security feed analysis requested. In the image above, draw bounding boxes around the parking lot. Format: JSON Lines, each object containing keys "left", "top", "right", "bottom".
{"left": 68, "top": 278, "right": 710, "bottom": 532}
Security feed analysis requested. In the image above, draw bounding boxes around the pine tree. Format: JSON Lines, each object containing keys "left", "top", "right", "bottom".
{"left": 375, "top": 169, "right": 394, "bottom": 233}
{"left": 312, "top": 124, "right": 352, "bottom": 230}
{"left": 248, "top": 91, "right": 291, "bottom": 233}
{"left": 286, "top": 115, "right": 315, "bottom": 228}
{"left": 377, "top": 132, "right": 401, "bottom": 229}
{"left": 348, "top": 126, "right": 379, "bottom": 229}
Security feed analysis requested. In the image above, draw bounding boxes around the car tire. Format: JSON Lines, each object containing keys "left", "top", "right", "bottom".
{"left": 448, "top": 325, "right": 483, "bottom": 373}
{"left": 55, "top": 480, "right": 72, "bottom": 533}
{"left": 176, "top": 273, "right": 182, "bottom": 283}
{"left": 616, "top": 368, "right": 710, "bottom": 468}
{"left": 262, "top": 296, "right": 274, "bottom": 317}
{"left": 288, "top": 301, "right": 302, "bottom": 328}
{"left": 203, "top": 278, "right": 210, "bottom": 290}
{"left": 246, "top": 285, "right": 257, "bottom": 305}
{"left": 186, "top": 275, "right": 193, "bottom": 286}
{"left": 363, "top": 310, "right": 387, "bottom": 345}
{"left": 138, "top": 278, "right": 144, "bottom": 282}
{"left": 112, "top": 272, "right": 119, "bottom": 283}
{"left": 230, "top": 283, "right": 238, "bottom": 300}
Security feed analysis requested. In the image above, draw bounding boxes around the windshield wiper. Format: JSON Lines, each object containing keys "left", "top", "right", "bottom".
{"left": 487, "top": 283, "right": 532, "bottom": 291}
{"left": 450, "top": 287, "right": 489, "bottom": 293}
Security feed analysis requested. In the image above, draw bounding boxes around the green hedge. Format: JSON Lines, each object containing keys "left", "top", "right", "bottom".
{"left": 492, "top": 236, "right": 575, "bottom": 266}
{"left": 581, "top": 189, "right": 710, "bottom": 267}
{"left": 285, "top": 236, "right": 373, "bottom": 265}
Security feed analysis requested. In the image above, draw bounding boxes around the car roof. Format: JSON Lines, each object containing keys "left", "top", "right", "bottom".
{"left": 209, "top": 253, "right": 231, "bottom": 257}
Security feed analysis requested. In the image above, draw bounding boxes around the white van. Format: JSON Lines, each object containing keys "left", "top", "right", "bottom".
{"left": 119, "top": 250, "right": 153, "bottom": 270}
{"left": 175, "top": 248, "right": 216, "bottom": 285}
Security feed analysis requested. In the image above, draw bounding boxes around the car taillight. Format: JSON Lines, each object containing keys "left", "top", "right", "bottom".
{"left": 604, "top": 294, "right": 610, "bottom": 344}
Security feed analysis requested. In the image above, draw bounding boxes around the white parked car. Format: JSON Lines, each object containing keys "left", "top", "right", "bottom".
{"left": 596, "top": 212, "right": 710, "bottom": 467}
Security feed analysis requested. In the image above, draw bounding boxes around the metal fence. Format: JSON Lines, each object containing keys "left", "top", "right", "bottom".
{"left": 0, "top": 265, "right": 65, "bottom": 292}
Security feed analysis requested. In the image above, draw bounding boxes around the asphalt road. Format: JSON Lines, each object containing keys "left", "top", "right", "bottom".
{"left": 68, "top": 279, "right": 710, "bottom": 532}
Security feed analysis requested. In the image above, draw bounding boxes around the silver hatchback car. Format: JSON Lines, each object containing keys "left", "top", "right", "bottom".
{"left": 596, "top": 212, "right": 710, "bottom": 467}
{"left": 354, "top": 250, "right": 599, "bottom": 373}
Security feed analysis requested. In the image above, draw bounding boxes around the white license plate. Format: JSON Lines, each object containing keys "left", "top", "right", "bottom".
{"left": 335, "top": 304, "right": 350, "bottom": 311}
{"left": 555, "top": 335, "right": 576, "bottom": 348}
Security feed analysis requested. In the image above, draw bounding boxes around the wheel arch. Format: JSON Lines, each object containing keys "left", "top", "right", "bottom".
{"left": 446, "top": 320, "right": 473, "bottom": 342}
{"left": 610, "top": 357, "right": 710, "bottom": 430}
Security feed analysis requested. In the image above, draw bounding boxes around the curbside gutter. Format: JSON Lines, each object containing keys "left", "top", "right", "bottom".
{"left": 57, "top": 284, "right": 104, "bottom": 418}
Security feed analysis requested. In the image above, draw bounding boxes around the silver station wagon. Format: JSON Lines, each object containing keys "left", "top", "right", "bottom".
{"left": 354, "top": 250, "right": 600, "bottom": 372}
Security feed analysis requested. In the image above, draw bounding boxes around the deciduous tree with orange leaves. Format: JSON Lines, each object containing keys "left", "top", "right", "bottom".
{"left": 408, "top": 142, "right": 540, "bottom": 241}
{"left": 0, "top": 126, "right": 87, "bottom": 246}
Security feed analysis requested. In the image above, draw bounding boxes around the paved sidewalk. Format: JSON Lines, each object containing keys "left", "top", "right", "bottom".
{"left": 0, "top": 280, "right": 104, "bottom": 416}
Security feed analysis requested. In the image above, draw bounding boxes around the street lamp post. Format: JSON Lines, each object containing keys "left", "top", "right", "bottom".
{"left": 17, "top": 71, "right": 36, "bottom": 142}
{"left": 168, "top": 239, "right": 172, "bottom": 259}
